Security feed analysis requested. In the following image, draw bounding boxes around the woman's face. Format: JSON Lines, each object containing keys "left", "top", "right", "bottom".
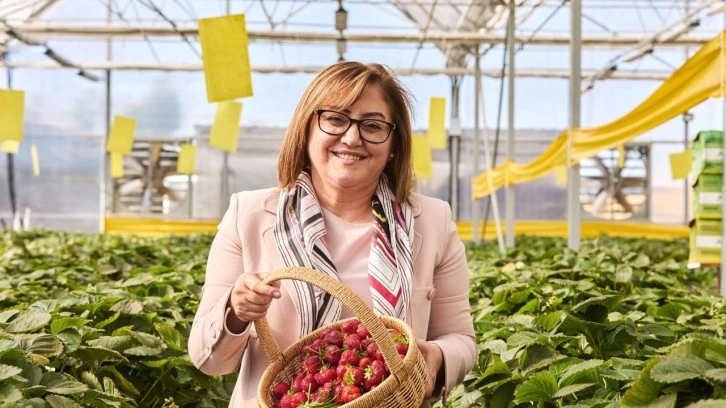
{"left": 307, "top": 83, "right": 394, "bottom": 196}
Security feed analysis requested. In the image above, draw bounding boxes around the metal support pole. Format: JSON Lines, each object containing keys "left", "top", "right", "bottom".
{"left": 720, "top": 2, "right": 726, "bottom": 295}
{"left": 568, "top": 0, "right": 582, "bottom": 249}
{"left": 449, "top": 77, "right": 462, "bottom": 221}
{"left": 102, "top": 0, "right": 113, "bottom": 230}
{"left": 473, "top": 47, "right": 481, "bottom": 244}
{"left": 684, "top": 112, "right": 693, "bottom": 224}
{"left": 221, "top": 0, "right": 232, "bottom": 217}
{"left": 505, "top": 0, "right": 515, "bottom": 247}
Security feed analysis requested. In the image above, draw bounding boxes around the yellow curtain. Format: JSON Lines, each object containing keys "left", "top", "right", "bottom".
{"left": 473, "top": 30, "right": 726, "bottom": 198}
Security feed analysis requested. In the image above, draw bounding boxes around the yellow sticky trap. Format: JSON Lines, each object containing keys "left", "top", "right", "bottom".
{"left": 669, "top": 148, "right": 692, "bottom": 180}
{"left": 199, "top": 14, "right": 254, "bottom": 102}
{"left": 554, "top": 165, "right": 568, "bottom": 186}
{"left": 210, "top": 101, "right": 242, "bottom": 152}
{"left": 0, "top": 89, "right": 25, "bottom": 142}
{"left": 617, "top": 145, "right": 626, "bottom": 168}
{"left": 1, "top": 140, "right": 20, "bottom": 154}
{"left": 177, "top": 143, "right": 197, "bottom": 174}
{"left": 107, "top": 116, "right": 136, "bottom": 154}
{"left": 411, "top": 133, "right": 433, "bottom": 180}
{"left": 31, "top": 144, "right": 40, "bottom": 176}
{"left": 110, "top": 152, "right": 124, "bottom": 178}
{"left": 428, "top": 97, "right": 446, "bottom": 150}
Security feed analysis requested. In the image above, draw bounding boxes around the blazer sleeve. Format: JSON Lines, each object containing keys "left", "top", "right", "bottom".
{"left": 188, "top": 193, "right": 252, "bottom": 376}
{"left": 427, "top": 200, "right": 477, "bottom": 396}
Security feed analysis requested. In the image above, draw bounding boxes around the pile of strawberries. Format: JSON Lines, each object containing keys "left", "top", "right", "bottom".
{"left": 271, "top": 319, "right": 409, "bottom": 408}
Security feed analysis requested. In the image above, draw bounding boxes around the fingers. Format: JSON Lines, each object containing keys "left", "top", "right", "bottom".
{"left": 228, "top": 273, "right": 281, "bottom": 323}
{"left": 416, "top": 339, "right": 441, "bottom": 399}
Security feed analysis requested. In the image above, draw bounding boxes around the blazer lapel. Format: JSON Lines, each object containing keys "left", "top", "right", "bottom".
{"left": 261, "top": 193, "right": 303, "bottom": 323}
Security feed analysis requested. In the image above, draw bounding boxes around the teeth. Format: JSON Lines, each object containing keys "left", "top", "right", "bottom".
{"left": 334, "top": 152, "right": 363, "bottom": 160}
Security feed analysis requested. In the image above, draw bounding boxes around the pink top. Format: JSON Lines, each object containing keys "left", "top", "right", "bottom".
{"left": 320, "top": 207, "right": 373, "bottom": 318}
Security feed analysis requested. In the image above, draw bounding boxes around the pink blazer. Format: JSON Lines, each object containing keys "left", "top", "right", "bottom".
{"left": 188, "top": 188, "right": 476, "bottom": 407}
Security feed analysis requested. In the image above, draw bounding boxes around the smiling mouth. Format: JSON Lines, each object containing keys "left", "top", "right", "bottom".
{"left": 333, "top": 152, "right": 365, "bottom": 160}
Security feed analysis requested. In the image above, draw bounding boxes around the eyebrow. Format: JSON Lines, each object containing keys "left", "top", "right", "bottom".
{"left": 340, "top": 108, "right": 388, "bottom": 121}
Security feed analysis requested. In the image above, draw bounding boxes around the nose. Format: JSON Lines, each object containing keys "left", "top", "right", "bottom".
{"left": 340, "top": 121, "right": 363, "bottom": 146}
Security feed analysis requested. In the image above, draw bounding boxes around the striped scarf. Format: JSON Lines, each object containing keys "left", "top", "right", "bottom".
{"left": 273, "top": 171, "right": 414, "bottom": 337}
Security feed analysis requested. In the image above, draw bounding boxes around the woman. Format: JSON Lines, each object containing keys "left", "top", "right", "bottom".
{"left": 188, "top": 62, "right": 476, "bottom": 407}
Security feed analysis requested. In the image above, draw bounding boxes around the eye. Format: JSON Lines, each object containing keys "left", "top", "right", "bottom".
{"left": 324, "top": 113, "right": 348, "bottom": 125}
{"left": 361, "top": 120, "right": 385, "bottom": 133}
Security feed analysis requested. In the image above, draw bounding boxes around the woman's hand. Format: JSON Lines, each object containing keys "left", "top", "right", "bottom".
{"left": 416, "top": 339, "right": 444, "bottom": 398}
{"left": 226, "top": 273, "right": 281, "bottom": 333}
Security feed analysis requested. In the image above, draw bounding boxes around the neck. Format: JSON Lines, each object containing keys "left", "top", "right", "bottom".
{"left": 314, "top": 184, "right": 376, "bottom": 224}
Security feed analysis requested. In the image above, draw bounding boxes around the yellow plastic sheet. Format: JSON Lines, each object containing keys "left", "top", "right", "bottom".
{"left": 428, "top": 97, "right": 447, "bottom": 150}
{"left": 669, "top": 148, "right": 692, "bottom": 180}
{"left": 177, "top": 143, "right": 197, "bottom": 174}
{"left": 199, "top": 14, "right": 253, "bottom": 102}
{"left": 456, "top": 220, "right": 689, "bottom": 242}
{"left": 411, "top": 133, "right": 433, "bottom": 179}
{"left": 106, "top": 116, "right": 136, "bottom": 154}
{"left": 209, "top": 101, "right": 242, "bottom": 152}
{"left": 473, "top": 30, "right": 726, "bottom": 198}
{"left": 105, "top": 217, "right": 219, "bottom": 236}
{"left": 1, "top": 140, "right": 19, "bottom": 154}
{"left": 0, "top": 89, "right": 24, "bottom": 142}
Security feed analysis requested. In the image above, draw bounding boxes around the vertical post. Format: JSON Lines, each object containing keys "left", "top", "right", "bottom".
{"left": 221, "top": 0, "right": 232, "bottom": 216}
{"left": 505, "top": 0, "right": 515, "bottom": 247}
{"left": 720, "top": 3, "right": 726, "bottom": 295}
{"left": 684, "top": 112, "right": 692, "bottom": 224}
{"left": 101, "top": 0, "right": 113, "bottom": 231}
{"left": 449, "top": 77, "right": 461, "bottom": 221}
{"left": 3, "top": 52, "right": 18, "bottom": 229}
{"left": 567, "top": 0, "right": 582, "bottom": 249}
{"left": 473, "top": 47, "right": 481, "bottom": 243}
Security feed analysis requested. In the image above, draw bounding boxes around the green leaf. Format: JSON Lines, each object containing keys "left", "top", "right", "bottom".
{"left": 0, "top": 364, "right": 23, "bottom": 381}
{"left": 29, "top": 300, "right": 59, "bottom": 313}
{"left": 0, "top": 309, "right": 20, "bottom": 324}
{"left": 515, "top": 371, "right": 558, "bottom": 403}
{"left": 0, "top": 383, "right": 23, "bottom": 403}
{"left": 94, "top": 311, "right": 120, "bottom": 329}
{"left": 507, "top": 331, "right": 541, "bottom": 347}
{"left": 155, "top": 322, "right": 185, "bottom": 352}
{"left": 621, "top": 358, "right": 663, "bottom": 406}
{"left": 490, "top": 381, "right": 516, "bottom": 408}
{"left": 46, "top": 395, "right": 83, "bottom": 408}
{"left": 520, "top": 343, "right": 555, "bottom": 371}
{"left": 130, "top": 331, "right": 164, "bottom": 349}
{"left": 553, "top": 383, "right": 597, "bottom": 398}
{"left": 685, "top": 400, "right": 726, "bottom": 408}
{"left": 124, "top": 346, "right": 163, "bottom": 356}
{"left": 50, "top": 317, "right": 89, "bottom": 335}
{"left": 98, "top": 366, "right": 139, "bottom": 397}
{"left": 6, "top": 310, "right": 52, "bottom": 333}
{"left": 623, "top": 393, "right": 677, "bottom": 408}
{"left": 558, "top": 359, "right": 604, "bottom": 387}
{"left": 571, "top": 295, "right": 622, "bottom": 315}
{"left": 41, "top": 372, "right": 89, "bottom": 395}
{"left": 704, "top": 368, "right": 726, "bottom": 382}
{"left": 481, "top": 361, "right": 511, "bottom": 383}
{"left": 56, "top": 330, "right": 82, "bottom": 353}
{"left": 109, "top": 299, "right": 144, "bottom": 315}
{"left": 650, "top": 356, "right": 713, "bottom": 383}
{"left": 86, "top": 335, "right": 133, "bottom": 351}
{"left": 15, "top": 334, "right": 64, "bottom": 357}
{"left": 534, "top": 311, "right": 564, "bottom": 332}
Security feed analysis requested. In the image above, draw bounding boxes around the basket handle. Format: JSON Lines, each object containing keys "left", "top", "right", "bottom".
{"left": 253, "top": 266, "right": 404, "bottom": 375}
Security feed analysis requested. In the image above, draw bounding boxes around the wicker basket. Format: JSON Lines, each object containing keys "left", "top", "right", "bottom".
{"left": 255, "top": 267, "right": 428, "bottom": 408}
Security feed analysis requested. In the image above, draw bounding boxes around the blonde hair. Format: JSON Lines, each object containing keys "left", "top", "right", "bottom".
{"left": 277, "top": 62, "right": 415, "bottom": 204}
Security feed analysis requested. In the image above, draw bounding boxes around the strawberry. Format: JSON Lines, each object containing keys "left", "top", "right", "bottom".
{"left": 339, "top": 349, "right": 360, "bottom": 367}
{"left": 299, "top": 373, "right": 319, "bottom": 394}
{"left": 323, "top": 344, "right": 342, "bottom": 365}
{"left": 272, "top": 381, "right": 291, "bottom": 400}
{"left": 356, "top": 324, "right": 370, "bottom": 339}
{"left": 323, "top": 330, "right": 344, "bottom": 347}
{"left": 302, "top": 355, "right": 322, "bottom": 374}
{"left": 366, "top": 342, "right": 384, "bottom": 361}
{"left": 292, "top": 372, "right": 306, "bottom": 393}
{"left": 358, "top": 356, "right": 373, "bottom": 370}
{"left": 314, "top": 367, "right": 336, "bottom": 385}
{"left": 336, "top": 363, "right": 348, "bottom": 379}
{"left": 279, "top": 394, "right": 295, "bottom": 408}
{"left": 340, "top": 384, "right": 362, "bottom": 403}
{"left": 319, "top": 327, "right": 336, "bottom": 340}
{"left": 305, "top": 338, "right": 326, "bottom": 355}
{"left": 291, "top": 392, "right": 307, "bottom": 406}
{"left": 343, "top": 366, "right": 364, "bottom": 386}
{"left": 343, "top": 334, "right": 362, "bottom": 351}
{"left": 341, "top": 319, "right": 360, "bottom": 334}
{"left": 395, "top": 342, "right": 408, "bottom": 356}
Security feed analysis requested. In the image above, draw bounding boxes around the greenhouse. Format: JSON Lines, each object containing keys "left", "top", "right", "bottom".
{"left": 0, "top": 0, "right": 725, "bottom": 407}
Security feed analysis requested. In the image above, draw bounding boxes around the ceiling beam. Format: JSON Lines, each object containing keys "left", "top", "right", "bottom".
{"left": 0, "top": 60, "right": 673, "bottom": 79}
{"left": 2, "top": 24, "right": 719, "bottom": 47}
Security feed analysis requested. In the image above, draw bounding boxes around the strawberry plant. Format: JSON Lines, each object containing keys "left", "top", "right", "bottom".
{"left": 442, "top": 236, "right": 725, "bottom": 408}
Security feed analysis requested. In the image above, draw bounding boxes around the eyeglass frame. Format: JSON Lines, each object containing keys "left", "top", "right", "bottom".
{"left": 313, "top": 109, "right": 396, "bottom": 144}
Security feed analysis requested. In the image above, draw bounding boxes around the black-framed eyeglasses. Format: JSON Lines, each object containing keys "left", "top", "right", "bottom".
{"left": 313, "top": 109, "right": 396, "bottom": 144}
